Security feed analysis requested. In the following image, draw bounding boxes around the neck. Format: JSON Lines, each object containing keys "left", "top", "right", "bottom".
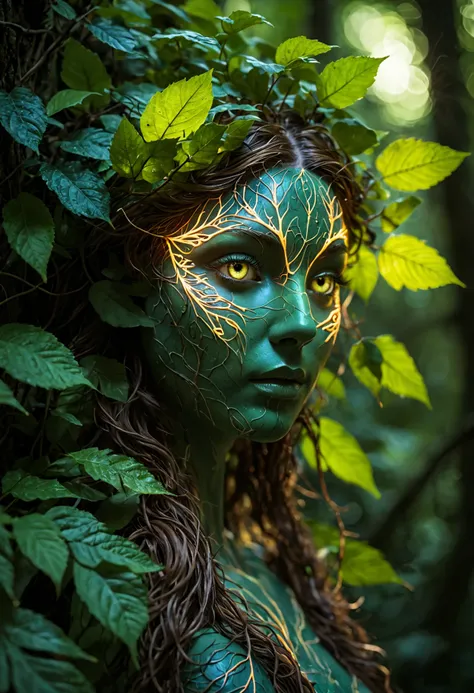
{"left": 167, "top": 414, "right": 233, "bottom": 547}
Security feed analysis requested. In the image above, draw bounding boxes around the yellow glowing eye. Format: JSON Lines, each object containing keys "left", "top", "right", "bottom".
{"left": 226, "top": 261, "right": 250, "bottom": 280}
{"left": 311, "top": 275, "right": 336, "bottom": 295}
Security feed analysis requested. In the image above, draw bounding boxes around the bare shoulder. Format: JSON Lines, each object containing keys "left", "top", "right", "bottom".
{"left": 182, "top": 628, "right": 275, "bottom": 692}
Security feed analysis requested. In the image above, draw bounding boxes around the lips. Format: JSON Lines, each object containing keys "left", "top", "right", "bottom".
{"left": 250, "top": 365, "right": 306, "bottom": 386}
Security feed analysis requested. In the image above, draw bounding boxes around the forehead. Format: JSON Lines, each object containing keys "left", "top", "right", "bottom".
{"left": 188, "top": 166, "right": 346, "bottom": 262}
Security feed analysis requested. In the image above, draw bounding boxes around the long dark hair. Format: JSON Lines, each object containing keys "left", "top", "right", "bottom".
{"left": 31, "top": 112, "right": 391, "bottom": 692}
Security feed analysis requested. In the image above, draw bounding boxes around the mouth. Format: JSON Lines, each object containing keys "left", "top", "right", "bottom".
{"left": 249, "top": 366, "right": 306, "bottom": 399}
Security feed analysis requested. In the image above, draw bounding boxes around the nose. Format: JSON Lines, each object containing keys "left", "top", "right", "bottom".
{"left": 268, "top": 285, "right": 317, "bottom": 349}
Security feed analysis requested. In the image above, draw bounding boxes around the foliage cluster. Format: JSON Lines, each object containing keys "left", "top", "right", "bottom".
{"left": 0, "top": 0, "right": 469, "bottom": 691}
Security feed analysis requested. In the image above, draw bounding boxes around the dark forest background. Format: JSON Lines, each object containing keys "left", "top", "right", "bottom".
{"left": 1, "top": 0, "right": 473, "bottom": 691}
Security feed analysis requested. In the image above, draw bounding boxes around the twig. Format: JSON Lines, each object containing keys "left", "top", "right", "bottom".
{"left": 0, "top": 21, "right": 50, "bottom": 35}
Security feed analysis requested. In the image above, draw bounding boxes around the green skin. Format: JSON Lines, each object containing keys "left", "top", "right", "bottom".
{"left": 142, "top": 168, "right": 368, "bottom": 691}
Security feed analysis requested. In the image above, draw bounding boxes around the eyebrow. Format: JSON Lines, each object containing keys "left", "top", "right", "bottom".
{"left": 315, "top": 239, "right": 348, "bottom": 261}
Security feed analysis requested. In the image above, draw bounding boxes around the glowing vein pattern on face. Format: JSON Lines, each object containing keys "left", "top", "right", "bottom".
{"left": 152, "top": 168, "right": 348, "bottom": 346}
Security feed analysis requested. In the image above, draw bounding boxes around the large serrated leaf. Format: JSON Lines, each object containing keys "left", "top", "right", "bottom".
{"left": 332, "top": 119, "right": 377, "bottom": 155}
{"left": 140, "top": 69, "right": 214, "bottom": 141}
{"left": 348, "top": 341, "right": 383, "bottom": 397}
{"left": 0, "top": 323, "right": 91, "bottom": 390}
{"left": 378, "top": 234, "right": 464, "bottom": 291}
{"left": 60, "top": 128, "right": 114, "bottom": 160}
{"left": 176, "top": 122, "right": 226, "bottom": 171}
{"left": 0, "top": 87, "right": 47, "bottom": 152}
{"left": 317, "top": 56, "right": 385, "bottom": 109}
{"left": 345, "top": 244, "right": 378, "bottom": 302}
{"left": 88, "top": 18, "right": 138, "bottom": 53}
{"left": 152, "top": 29, "right": 219, "bottom": 53}
{"left": 2, "top": 469, "right": 81, "bottom": 501}
{"left": 5, "top": 645, "right": 94, "bottom": 693}
{"left": 375, "top": 334, "right": 431, "bottom": 407}
{"left": 68, "top": 447, "right": 169, "bottom": 494}
{"left": 3, "top": 193, "right": 54, "bottom": 281}
{"left": 73, "top": 562, "right": 148, "bottom": 661}
{"left": 319, "top": 417, "right": 380, "bottom": 498}
{"left": 110, "top": 118, "right": 148, "bottom": 178}
{"left": 218, "top": 10, "right": 272, "bottom": 34}
{"left": 275, "top": 36, "right": 331, "bottom": 66}
{"left": 376, "top": 138, "right": 469, "bottom": 191}
{"left": 13, "top": 514, "right": 69, "bottom": 590}
{"left": 61, "top": 39, "right": 111, "bottom": 109}
{"left": 40, "top": 163, "right": 110, "bottom": 221}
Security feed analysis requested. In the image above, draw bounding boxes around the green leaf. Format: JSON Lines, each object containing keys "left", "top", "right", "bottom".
{"left": 0, "top": 379, "right": 27, "bottom": 414}
{"left": 46, "top": 89, "right": 101, "bottom": 116}
{"left": 183, "top": 0, "right": 220, "bottom": 20}
{"left": 320, "top": 417, "right": 380, "bottom": 497}
{"left": 375, "top": 334, "right": 431, "bottom": 407}
{"left": 73, "top": 562, "right": 148, "bottom": 661}
{"left": 220, "top": 118, "right": 256, "bottom": 152}
{"left": 0, "top": 87, "right": 47, "bottom": 152}
{"left": 4, "top": 608, "right": 94, "bottom": 660}
{"left": 71, "top": 533, "right": 162, "bottom": 573}
{"left": 100, "top": 114, "right": 123, "bottom": 133}
{"left": 61, "top": 39, "right": 111, "bottom": 109}
{"left": 3, "top": 192, "right": 54, "bottom": 281}
{"left": 376, "top": 138, "right": 470, "bottom": 191}
{"left": 141, "top": 139, "right": 178, "bottom": 183}
{"left": 316, "top": 56, "right": 385, "bottom": 109}
{"left": 2, "top": 469, "right": 81, "bottom": 501}
{"left": 378, "top": 234, "right": 465, "bottom": 291}
{"left": 13, "top": 514, "right": 69, "bottom": 590}
{"left": 40, "top": 163, "right": 110, "bottom": 221}
{"left": 89, "top": 280, "right": 156, "bottom": 328}
{"left": 80, "top": 355, "right": 129, "bottom": 402}
{"left": 152, "top": 30, "right": 219, "bottom": 53}
{"left": 52, "top": 0, "right": 77, "bottom": 19}
{"left": 110, "top": 117, "right": 147, "bottom": 178}
{"left": 176, "top": 122, "right": 225, "bottom": 171}
{"left": 0, "top": 554, "right": 15, "bottom": 600}
{"left": 5, "top": 645, "right": 94, "bottom": 693}
{"left": 218, "top": 11, "right": 272, "bottom": 34}
{"left": 0, "top": 323, "right": 92, "bottom": 390}
{"left": 317, "top": 368, "right": 345, "bottom": 399}
{"left": 348, "top": 341, "right": 383, "bottom": 397}
{"left": 116, "top": 82, "right": 160, "bottom": 118}
{"left": 345, "top": 244, "right": 378, "bottom": 302}
{"left": 68, "top": 447, "right": 170, "bottom": 494}
{"left": 332, "top": 119, "right": 377, "bottom": 155}
{"left": 140, "top": 69, "right": 214, "bottom": 141}
{"left": 275, "top": 36, "right": 331, "bottom": 66}
{"left": 96, "top": 493, "right": 139, "bottom": 531}
{"left": 60, "top": 128, "right": 114, "bottom": 160}
{"left": 88, "top": 18, "right": 137, "bottom": 53}
{"left": 311, "top": 524, "right": 403, "bottom": 586}
{"left": 243, "top": 55, "right": 285, "bottom": 75}
{"left": 381, "top": 196, "right": 421, "bottom": 233}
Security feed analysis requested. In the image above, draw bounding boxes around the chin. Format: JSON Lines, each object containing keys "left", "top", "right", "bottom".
{"left": 247, "top": 413, "right": 297, "bottom": 444}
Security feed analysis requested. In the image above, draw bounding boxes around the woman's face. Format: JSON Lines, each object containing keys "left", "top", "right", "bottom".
{"left": 142, "top": 167, "right": 348, "bottom": 444}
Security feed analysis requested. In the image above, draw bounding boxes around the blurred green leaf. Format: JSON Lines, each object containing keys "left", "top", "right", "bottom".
{"left": 320, "top": 417, "right": 380, "bottom": 497}
{"left": 89, "top": 280, "right": 156, "bottom": 328}
{"left": 378, "top": 234, "right": 465, "bottom": 290}
{"left": 46, "top": 89, "right": 101, "bottom": 116}
{"left": 0, "top": 87, "right": 47, "bottom": 152}
{"left": 80, "top": 355, "right": 129, "bottom": 403}
{"left": 376, "top": 138, "right": 469, "bottom": 191}
{"left": 332, "top": 119, "right": 377, "bottom": 155}
{"left": 317, "top": 368, "right": 345, "bottom": 399}
{"left": 152, "top": 29, "right": 219, "bottom": 52}
{"left": 218, "top": 11, "right": 272, "bottom": 34}
{"left": 140, "top": 70, "right": 213, "bottom": 141}
{"left": 0, "top": 379, "right": 27, "bottom": 415}
{"left": 61, "top": 39, "right": 111, "bottom": 109}
{"left": 96, "top": 493, "right": 139, "bottom": 531}
{"left": 183, "top": 0, "right": 220, "bottom": 20}
{"left": 345, "top": 244, "right": 378, "bottom": 302}
{"left": 3, "top": 193, "right": 54, "bottom": 282}
{"left": 316, "top": 56, "right": 385, "bottom": 109}
{"left": 52, "top": 0, "right": 77, "bottom": 19}
{"left": 381, "top": 196, "right": 421, "bottom": 233}
{"left": 349, "top": 341, "right": 383, "bottom": 397}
